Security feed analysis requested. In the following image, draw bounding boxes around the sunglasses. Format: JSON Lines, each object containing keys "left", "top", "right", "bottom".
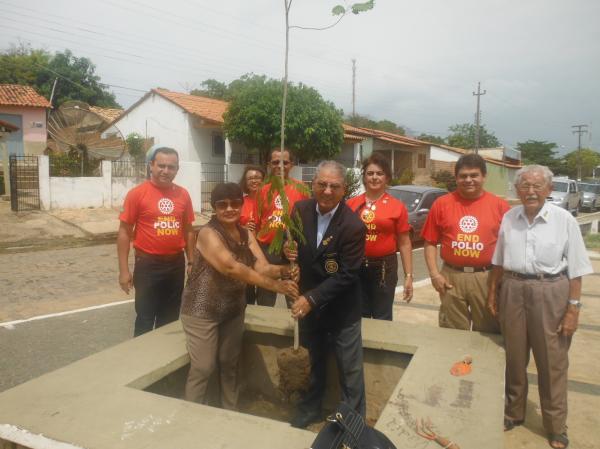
{"left": 270, "top": 160, "right": 291, "bottom": 166}
{"left": 214, "top": 199, "right": 244, "bottom": 211}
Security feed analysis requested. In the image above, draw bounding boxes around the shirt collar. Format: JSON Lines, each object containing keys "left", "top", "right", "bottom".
{"left": 316, "top": 202, "right": 340, "bottom": 218}
{"left": 517, "top": 201, "right": 552, "bottom": 223}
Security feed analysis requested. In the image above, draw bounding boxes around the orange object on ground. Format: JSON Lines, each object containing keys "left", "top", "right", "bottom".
{"left": 450, "top": 355, "right": 473, "bottom": 376}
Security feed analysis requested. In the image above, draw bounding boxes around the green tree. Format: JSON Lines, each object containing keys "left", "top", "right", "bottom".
{"left": 516, "top": 140, "right": 557, "bottom": 165}
{"left": 0, "top": 44, "right": 119, "bottom": 108}
{"left": 417, "top": 133, "right": 446, "bottom": 145}
{"left": 190, "top": 79, "right": 229, "bottom": 100}
{"left": 223, "top": 76, "right": 344, "bottom": 165}
{"left": 126, "top": 133, "right": 145, "bottom": 162}
{"left": 346, "top": 113, "right": 405, "bottom": 135}
{"left": 446, "top": 123, "right": 500, "bottom": 149}
{"left": 563, "top": 148, "right": 600, "bottom": 179}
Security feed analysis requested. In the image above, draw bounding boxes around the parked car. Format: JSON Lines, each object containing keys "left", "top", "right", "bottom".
{"left": 387, "top": 185, "right": 448, "bottom": 241}
{"left": 547, "top": 177, "right": 581, "bottom": 215}
{"left": 578, "top": 182, "right": 600, "bottom": 212}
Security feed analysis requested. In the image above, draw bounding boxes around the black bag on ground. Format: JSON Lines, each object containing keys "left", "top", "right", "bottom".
{"left": 310, "top": 402, "right": 397, "bottom": 449}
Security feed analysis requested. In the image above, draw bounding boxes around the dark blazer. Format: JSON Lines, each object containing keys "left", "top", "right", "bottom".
{"left": 293, "top": 198, "right": 366, "bottom": 330}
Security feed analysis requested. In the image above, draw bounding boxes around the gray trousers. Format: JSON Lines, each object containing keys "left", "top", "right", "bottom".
{"left": 181, "top": 312, "right": 245, "bottom": 410}
{"left": 498, "top": 274, "right": 571, "bottom": 434}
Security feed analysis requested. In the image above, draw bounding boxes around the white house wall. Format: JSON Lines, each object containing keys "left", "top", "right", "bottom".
{"left": 188, "top": 125, "right": 226, "bottom": 165}
{"left": 113, "top": 94, "right": 192, "bottom": 160}
{"left": 430, "top": 146, "right": 461, "bottom": 162}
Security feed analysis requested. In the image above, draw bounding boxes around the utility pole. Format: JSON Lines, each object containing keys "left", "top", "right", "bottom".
{"left": 352, "top": 58, "right": 356, "bottom": 118}
{"left": 49, "top": 78, "right": 58, "bottom": 106}
{"left": 572, "top": 124, "right": 588, "bottom": 181}
{"left": 472, "top": 81, "right": 486, "bottom": 154}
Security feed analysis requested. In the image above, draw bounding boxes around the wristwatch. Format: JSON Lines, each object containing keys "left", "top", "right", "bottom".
{"left": 568, "top": 299, "right": 582, "bottom": 309}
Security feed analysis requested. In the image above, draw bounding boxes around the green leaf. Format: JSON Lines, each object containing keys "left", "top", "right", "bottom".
{"left": 351, "top": 0, "right": 375, "bottom": 15}
{"left": 332, "top": 5, "right": 346, "bottom": 15}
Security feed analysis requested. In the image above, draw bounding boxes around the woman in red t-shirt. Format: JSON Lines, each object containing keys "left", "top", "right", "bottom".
{"left": 239, "top": 165, "right": 265, "bottom": 233}
{"left": 239, "top": 165, "right": 265, "bottom": 304}
{"left": 347, "top": 152, "right": 413, "bottom": 320}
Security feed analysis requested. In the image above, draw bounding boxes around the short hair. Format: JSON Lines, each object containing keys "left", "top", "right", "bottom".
{"left": 239, "top": 165, "right": 265, "bottom": 194}
{"left": 514, "top": 165, "right": 554, "bottom": 187}
{"left": 455, "top": 153, "right": 486, "bottom": 176}
{"left": 210, "top": 182, "right": 243, "bottom": 208}
{"left": 313, "top": 160, "right": 346, "bottom": 183}
{"left": 269, "top": 147, "right": 293, "bottom": 160}
{"left": 148, "top": 145, "right": 179, "bottom": 162}
{"left": 361, "top": 152, "right": 392, "bottom": 180}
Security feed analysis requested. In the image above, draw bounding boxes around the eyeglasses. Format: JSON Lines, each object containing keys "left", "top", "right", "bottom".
{"left": 517, "top": 183, "right": 545, "bottom": 192}
{"left": 214, "top": 199, "right": 244, "bottom": 211}
{"left": 270, "top": 160, "right": 291, "bottom": 166}
{"left": 314, "top": 181, "right": 343, "bottom": 191}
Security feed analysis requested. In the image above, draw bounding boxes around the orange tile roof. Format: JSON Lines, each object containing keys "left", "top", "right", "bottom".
{"left": 90, "top": 106, "right": 123, "bottom": 122}
{"left": 342, "top": 124, "right": 427, "bottom": 147}
{"left": 0, "top": 84, "right": 51, "bottom": 108}
{"left": 153, "top": 88, "right": 228, "bottom": 124}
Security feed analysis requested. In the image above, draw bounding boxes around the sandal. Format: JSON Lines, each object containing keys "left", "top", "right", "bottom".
{"left": 548, "top": 432, "right": 569, "bottom": 449}
{"left": 504, "top": 418, "right": 524, "bottom": 432}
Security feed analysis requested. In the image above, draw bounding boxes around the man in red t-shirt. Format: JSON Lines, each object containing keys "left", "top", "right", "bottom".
{"left": 255, "top": 148, "right": 309, "bottom": 306}
{"left": 117, "top": 146, "right": 195, "bottom": 336}
{"left": 422, "top": 153, "right": 510, "bottom": 333}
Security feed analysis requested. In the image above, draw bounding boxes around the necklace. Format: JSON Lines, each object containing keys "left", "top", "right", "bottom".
{"left": 365, "top": 192, "right": 385, "bottom": 211}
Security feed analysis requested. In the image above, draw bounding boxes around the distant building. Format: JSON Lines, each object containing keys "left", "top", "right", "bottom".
{"left": 0, "top": 84, "right": 51, "bottom": 156}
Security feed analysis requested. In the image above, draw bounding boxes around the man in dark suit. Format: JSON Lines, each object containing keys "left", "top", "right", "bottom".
{"left": 287, "top": 160, "right": 367, "bottom": 429}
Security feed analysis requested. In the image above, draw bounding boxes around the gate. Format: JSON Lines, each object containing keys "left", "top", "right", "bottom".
{"left": 9, "top": 155, "right": 40, "bottom": 212}
{"left": 201, "top": 163, "right": 227, "bottom": 212}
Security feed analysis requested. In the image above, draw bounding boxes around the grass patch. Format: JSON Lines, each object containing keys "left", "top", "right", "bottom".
{"left": 584, "top": 233, "right": 600, "bottom": 250}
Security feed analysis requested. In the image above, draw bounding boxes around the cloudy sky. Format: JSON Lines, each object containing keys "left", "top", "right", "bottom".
{"left": 2, "top": 0, "right": 599, "bottom": 153}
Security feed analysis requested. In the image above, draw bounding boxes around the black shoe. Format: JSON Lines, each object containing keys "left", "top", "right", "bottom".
{"left": 290, "top": 411, "right": 321, "bottom": 429}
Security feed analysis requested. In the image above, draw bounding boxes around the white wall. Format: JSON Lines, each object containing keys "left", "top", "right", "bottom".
{"left": 430, "top": 146, "right": 461, "bottom": 162}
{"left": 112, "top": 177, "right": 139, "bottom": 207}
{"left": 50, "top": 177, "right": 105, "bottom": 209}
{"left": 176, "top": 161, "right": 203, "bottom": 212}
{"left": 189, "top": 125, "right": 226, "bottom": 165}
{"left": 112, "top": 93, "right": 192, "bottom": 160}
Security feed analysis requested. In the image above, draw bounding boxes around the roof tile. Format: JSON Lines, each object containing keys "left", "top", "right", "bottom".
{"left": 153, "top": 88, "right": 227, "bottom": 124}
{"left": 0, "top": 84, "right": 51, "bottom": 108}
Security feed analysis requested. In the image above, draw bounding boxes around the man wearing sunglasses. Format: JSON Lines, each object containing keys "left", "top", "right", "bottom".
{"left": 117, "top": 145, "right": 195, "bottom": 337}
{"left": 255, "top": 148, "right": 308, "bottom": 306}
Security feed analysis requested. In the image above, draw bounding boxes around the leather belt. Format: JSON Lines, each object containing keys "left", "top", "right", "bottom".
{"left": 444, "top": 262, "right": 492, "bottom": 273}
{"left": 506, "top": 270, "right": 567, "bottom": 280}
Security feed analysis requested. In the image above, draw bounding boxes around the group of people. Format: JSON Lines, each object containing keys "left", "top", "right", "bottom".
{"left": 117, "top": 144, "right": 591, "bottom": 449}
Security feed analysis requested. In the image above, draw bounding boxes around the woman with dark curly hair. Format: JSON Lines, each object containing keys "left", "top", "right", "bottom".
{"left": 347, "top": 152, "right": 413, "bottom": 320}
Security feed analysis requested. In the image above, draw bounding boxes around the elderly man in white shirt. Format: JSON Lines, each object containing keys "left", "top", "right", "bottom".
{"left": 487, "top": 165, "right": 593, "bottom": 449}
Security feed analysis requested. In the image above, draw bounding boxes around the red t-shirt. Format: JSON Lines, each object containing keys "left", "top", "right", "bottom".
{"left": 421, "top": 191, "right": 510, "bottom": 267}
{"left": 119, "top": 181, "right": 195, "bottom": 255}
{"left": 347, "top": 192, "right": 411, "bottom": 258}
{"left": 256, "top": 178, "right": 309, "bottom": 244}
{"left": 240, "top": 195, "right": 257, "bottom": 227}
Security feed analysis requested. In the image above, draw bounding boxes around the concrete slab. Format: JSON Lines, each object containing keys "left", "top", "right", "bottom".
{"left": 0, "top": 306, "right": 505, "bottom": 449}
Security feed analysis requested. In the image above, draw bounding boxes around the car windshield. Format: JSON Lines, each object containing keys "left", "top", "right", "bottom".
{"left": 580, "top": 183, "right": 600, "bottom": 193}
{"left": 552, "top": 181, "right": 568, "bottom": 192}
{"left": 388, "top": 189, "right": 422, "bottom": 212}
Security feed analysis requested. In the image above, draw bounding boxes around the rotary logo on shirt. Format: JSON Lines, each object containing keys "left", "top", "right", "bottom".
{"left": 154, "top": 198, "right": 180, "bottom": 236}
{"left": 360, "top": 205, "right": 378, "bottom": 241}
{"left": 268, "top": 195, "right": 285, "bottom": 229}
{"left": 452, "top": 215, "right": 483, "bottom": 257}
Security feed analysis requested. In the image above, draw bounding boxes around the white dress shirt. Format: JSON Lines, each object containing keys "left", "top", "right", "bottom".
{"left": 492, "top": 202, "right": 593, "bottom": 279}
{"left": 316, "top": 202, "right": 340, "bottom": 247}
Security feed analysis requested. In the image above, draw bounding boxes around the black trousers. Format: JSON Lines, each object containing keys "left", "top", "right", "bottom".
{"left": 359, "top": 254, "right": 398, "bottom": 321}
{"left": 298, "top": 319, "right": 366, "bottom": 417}
{"left": 132, "top": 251, "right": 185, "bottom": 337}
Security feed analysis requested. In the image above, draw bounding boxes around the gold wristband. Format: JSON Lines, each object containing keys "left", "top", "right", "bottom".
{"left": 404, "top": 273, "right": 413, "bottom": 278}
